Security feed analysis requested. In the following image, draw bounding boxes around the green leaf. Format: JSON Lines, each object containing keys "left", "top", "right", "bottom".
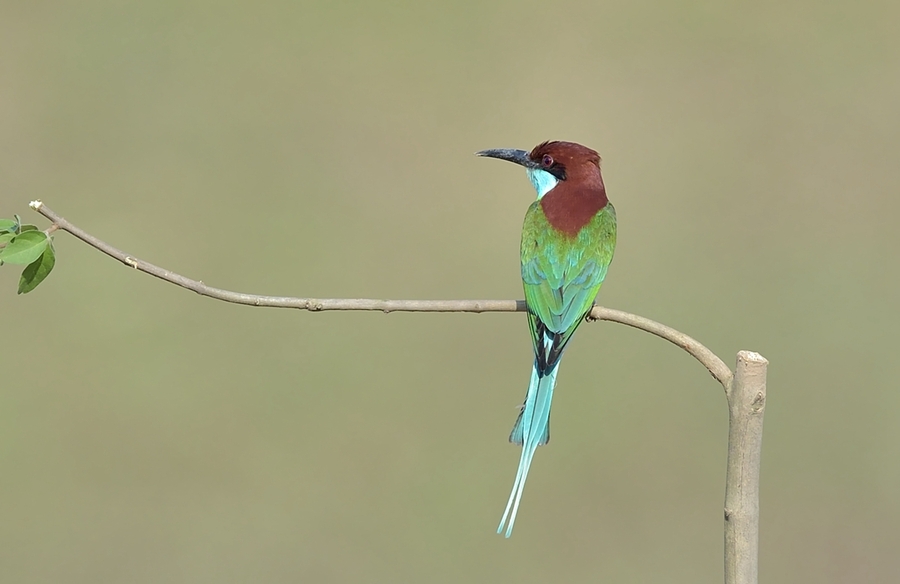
{"left": 18, "top": 245, "right": 56, "bottom": 294}
{"left": 0, "top": 231, "right": 49, "bottom": 265}
{"left": 0, "top": 232, "right": 12, "bottom": 264}
{"left": 0, "top": 219, "right": 17, "bottom": 233}
{"left": 19, "top": 224, "right": 39, "bottom": 233}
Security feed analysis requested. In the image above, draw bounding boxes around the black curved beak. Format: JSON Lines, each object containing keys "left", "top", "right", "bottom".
{"left": 476, "top": 148, "right": 538, "bottom": 169}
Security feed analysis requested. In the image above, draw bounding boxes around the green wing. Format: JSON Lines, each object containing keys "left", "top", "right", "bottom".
{"left": 520, "top": 202, "right": 617, "bottom": 368}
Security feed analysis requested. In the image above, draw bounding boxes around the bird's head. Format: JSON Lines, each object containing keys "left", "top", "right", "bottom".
{"left": 477, "top": 141, "right": 602, "bottom": 199}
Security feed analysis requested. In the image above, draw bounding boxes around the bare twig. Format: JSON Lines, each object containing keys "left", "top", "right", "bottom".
{"left": 26, "top": 200, "right": 764, "bottom": 584}
{"left": 29, "top": 200, "right": 732, "bottom": 386}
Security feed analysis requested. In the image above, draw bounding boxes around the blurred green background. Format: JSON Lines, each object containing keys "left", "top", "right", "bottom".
{"left": 2, "top": 1, "right": 898, "bottom": 582}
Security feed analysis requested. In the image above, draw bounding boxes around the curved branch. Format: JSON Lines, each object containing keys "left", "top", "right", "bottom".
{"left": 28, "top": 200, "right": 761, "bottom": 583}
{"left": 29, "top": 200, "right": 733, "bottom": 387}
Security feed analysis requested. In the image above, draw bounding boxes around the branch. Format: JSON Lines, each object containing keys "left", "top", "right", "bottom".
{"left": 30, "top": 201, "right": 731, "bottom": 386}
{"left": 26, "top": 200, "right": 763, "bottom": 583}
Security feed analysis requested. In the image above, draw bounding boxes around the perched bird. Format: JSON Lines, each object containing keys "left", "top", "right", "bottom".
{"left": 477, "top": 141, "right": 617, "bottom": 537}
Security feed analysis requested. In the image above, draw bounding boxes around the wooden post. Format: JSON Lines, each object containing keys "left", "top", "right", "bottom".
{"left": 724, "top": 351, "right": 768, "bottom": 584}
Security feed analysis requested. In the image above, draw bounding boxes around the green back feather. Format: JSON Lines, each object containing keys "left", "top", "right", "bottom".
{"left": 520, "top": 202, "right": 617, "bottom": 354}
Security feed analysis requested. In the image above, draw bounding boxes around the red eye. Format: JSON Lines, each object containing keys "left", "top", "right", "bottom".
{"left": 541, "top": 154, "right": 554, "bottom": 167}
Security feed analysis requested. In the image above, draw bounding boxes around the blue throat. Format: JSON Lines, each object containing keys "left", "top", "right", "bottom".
{"left": 526, "top": 168, "right": 558, "bottom": 199}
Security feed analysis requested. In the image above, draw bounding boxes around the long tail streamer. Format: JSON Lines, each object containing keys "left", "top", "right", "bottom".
{"left": 497, "top": 361, "right": 559, "bottom": 537}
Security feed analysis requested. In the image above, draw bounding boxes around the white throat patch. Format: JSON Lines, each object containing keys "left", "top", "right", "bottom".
{"left": 526, "top": 168, "right": 559, "bottom": 199}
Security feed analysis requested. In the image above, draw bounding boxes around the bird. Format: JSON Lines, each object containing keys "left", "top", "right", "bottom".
{"left": 477, "top": 141, "right": 617, "bottom": 537}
